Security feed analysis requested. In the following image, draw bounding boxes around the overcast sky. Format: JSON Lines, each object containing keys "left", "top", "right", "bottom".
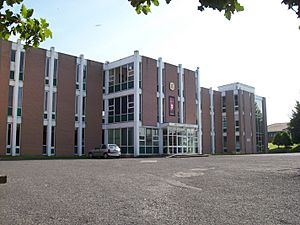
{"left": 18, "top": 0, "right": 300, "bottom": 125}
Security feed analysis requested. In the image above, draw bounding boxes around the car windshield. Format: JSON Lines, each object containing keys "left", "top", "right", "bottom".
{"left": 108, "top": 144, "right": 116, "bottom": 148}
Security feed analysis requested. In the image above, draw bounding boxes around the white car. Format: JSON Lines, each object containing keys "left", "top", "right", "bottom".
{"left": 88, "top": 144, "right": 121, "bottom": 159}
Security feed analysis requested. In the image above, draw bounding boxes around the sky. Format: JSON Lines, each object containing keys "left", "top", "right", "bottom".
{"left": 12, "top": 0, "right": 300, "bottom": 125}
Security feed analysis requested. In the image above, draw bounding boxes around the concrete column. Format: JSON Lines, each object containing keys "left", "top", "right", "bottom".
{"left": 158, "top": 58, "right": 164, "bottom": 155}
{"left": 196, "top": 67, "right": 202, "bottom": 154}
{"left": 11, "top": 40, "right": 22, "bottom": 156}
{"left": 46, "top": 47, "right": 55, "bottom": 156}
{"left": 104, "top": 63, "right": 109, "bottom": 145}
{"left": 77, "top": 54, "right": 84, "bottom": 156}
{"left": 209, "top": 88, "right": 216, "bottom": 154}
{"left": 178, "top": 64, "right": 184, "bottom": 124}
{"left": 133, "top": 51, "right": 140, "bottom": 157}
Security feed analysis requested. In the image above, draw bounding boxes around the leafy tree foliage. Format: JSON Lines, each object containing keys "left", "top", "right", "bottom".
{"left": 129, "top": 0, "right": 300, "bottom": 20}
{"left": 289, "top": 101, "right": 300, "bottom": 144}
{"left": 272, "top": 132, "right": 282, "bottom": 148}
{"left": 272, "top": 131, "right": 293, "bottom": 148}
{"left": 281, "top": 131, "right": 293, "bottom": 147}
{"left": 0, "top": 0, "right": 52, "bottom": 47}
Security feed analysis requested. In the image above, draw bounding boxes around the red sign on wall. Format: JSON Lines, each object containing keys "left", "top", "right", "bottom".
{"left": 169, "top": 96, "right": 175, "bottom": 116}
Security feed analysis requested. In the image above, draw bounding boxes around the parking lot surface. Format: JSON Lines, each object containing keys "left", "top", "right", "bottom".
{"left": 1, "top": 153, "right": 300, "bottom": 225}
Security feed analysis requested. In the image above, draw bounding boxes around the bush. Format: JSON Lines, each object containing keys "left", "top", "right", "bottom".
{"left": 272, "top": 131, "right": 293, "bottom": 148}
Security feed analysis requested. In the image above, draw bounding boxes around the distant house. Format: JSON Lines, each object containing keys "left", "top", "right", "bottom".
{"left": 267, "top": 123, "right": 289, "bottom": 142}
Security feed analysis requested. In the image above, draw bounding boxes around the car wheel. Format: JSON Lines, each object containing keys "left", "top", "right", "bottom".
{"left": 103, "top": 153, "right": 108, "bottom": 159}
{"left": 88, "top": 153, "right": 93, "bottom": 159}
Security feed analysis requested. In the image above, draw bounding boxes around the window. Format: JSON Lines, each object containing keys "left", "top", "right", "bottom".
{"left": 6, "top": 123, "right": 12, "bottom": 147}
{"left": 8, "top": 86, "right": 14, "bottom": 116}
{"left": 16, "top": 124, "right": 21, "bottom": 147}
{"left": 19, "top": 51, "right": 25, "bottom": 81}
{"left": 43, "top": 126, "right": 47, "bottom": 154}
{"left": 52, "top": 92, "right": 57, "bottom": 113}
{"left": 74, "top": 128, "right": 78, "bottom": 154}
{"left": 53, "top": 58, "right": 58, "bottom": 86}
{"left": 11, "top": 50, "right": 16, "bottom": 62}
{"left": 82, "top": 96, "right": 86, "bottom": 116}
{"left": 222, "top": 95, "right": 226, "bottom": 112}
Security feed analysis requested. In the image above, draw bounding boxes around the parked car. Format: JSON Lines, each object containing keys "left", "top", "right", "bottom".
{"left": 88, "top": 144, "right": 121, "bottom": 159}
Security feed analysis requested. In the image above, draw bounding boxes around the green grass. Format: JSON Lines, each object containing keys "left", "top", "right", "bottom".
{"left": 268, "top": 142, "right": 300, "bottom": 153}
{"left": 268, "top": 143, "right": 298, "bottom": 150}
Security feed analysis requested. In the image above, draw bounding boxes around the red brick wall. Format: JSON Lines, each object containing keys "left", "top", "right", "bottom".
{"left": 141, "top": 56, "right": 157, "bottom": 126}
{"left": 0, "top": 40, "right": 11, "bottom": 155}
{"left": 201, "top": 88, "right": 211, "bottom": 154}
{"left": 21, "top": 47, "right": 46, "bottom": 155}
{"left": 184, "top": 69, "right": 196, "bottom": 124}
{"left": 55, "top": 53, "right": 76, "bottom": 156}
{"left": 85, "top": 60, "right": 103, "bottom": 152}
{"left": 214, "top": 91, "right": 222, "bottom": 154}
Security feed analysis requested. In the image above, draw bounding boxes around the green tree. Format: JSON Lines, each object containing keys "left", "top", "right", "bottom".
{"left": 281, "top": 131, "right": 293, "bottom": 147}
{"left": 272, "top": 132, "right": 282, "bottom": 148}
{"left": 289, "top": 101, "right": 300, "bottom": 144}
{"left": 0, "top": 0, "right": 52, "bottom": 47}
{"left": 129, "top": 0, "right": 300, "bottom": 20}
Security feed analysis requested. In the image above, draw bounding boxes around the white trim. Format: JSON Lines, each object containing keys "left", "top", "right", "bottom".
{"left": 209, "top": 88, "right": 216, "bottom": 154}
{"left": 104, "top": 55, "right": 137, "bottom": 70}
{"left": 11, "top": 40, "right": 23, "bottom": 156}
{"left": 103, "top": 121, "right": 135, "bottom": 130}
{"left": 133, "top": 51, "right": 140, "bottom": 157}
{"left": 158, "top": 57, "right": 164, "bottom": 154}
{"left": 178, "top": 64, "right": 184, "bottom": 124}
{"left": 46, "top": 47, "right": 55, "bottom": 156}
{"left": 196, "top": 67, "right": 202, "bottom": 154}
{"left": 103, "top": 89, "right": 135, "bottom": 100}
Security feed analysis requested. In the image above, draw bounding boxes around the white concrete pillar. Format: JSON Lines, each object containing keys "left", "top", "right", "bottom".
{"left": 196, "top": 67, "right": 202, "bottom": 154}
{"left": 209, "top": 88, "right": 216, "bottom": 154}
{"left": 133, "top": 51, "right": 140, "bottom": 157}
{"left": 46, "top": 47, "right": 55, "bottom": 156}
{"left": 178, "top": 64, "right": 184, "bottom": 124}
{"left": 77, "top": 54, "right": 84, "bottom": 156}
{"left": 104, "top": 63, "right": 109, "bottom": 145}
{"left": 11, "top": 40, "right": 22, "bottom": 156}
{"left": 158, "top": 57, "right": 164, "bottom": 154}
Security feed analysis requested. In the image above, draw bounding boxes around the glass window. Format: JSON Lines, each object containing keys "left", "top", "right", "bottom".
{"left": 54, "top": 59, "right": 58, "bottom": 79}
{"left": 52, "top": 92, "right": 56, "bottom": 113}
{"left": 122, "top": 65, "right": 127, "bottom": 82}
{"left": 18, "top": 87, "right": 23, "bottom": 108}
{"left": 44, "top": 92, "right": 49, "bottom": 112}
{"left": 108, "top": 129, "right": 114, "bottom": 144}
{"left": 7, "top": 123, "right": 12, "bottom": 146}
{"left": 146, "top": 129, "right": 152, "bottom": 146}
{"left": 83, "top": 65, "right": 87, "bottom": 82}
{"left": 19, "top": 51, "right": 25, "bottom": 80}
{"left": 45, "top": 57, "right": 50, "bottom": 78}
{"left": 121, "top": 96, "right": 127, "bottom": 114}
{"left": 8, "top": 86, "right": 14, "bottom": 112}
{"left": 222, "top": 96, "right": 226, "bottom": 108}
{"left": 115, "top": 129, "right": 121, "bottom": 146}
{"left": 121, "top": 128, "right": 127, "bottom": 146}
{"left": 11, "top": 50, "right": 16, "bottom": 62}
{"left": 82, "top": 96, "right": 86, "bottom": 115}
{"left": 128, "top": 128, "right": 134, "bottom": 146}
{"left": 16, "top": 124, "right": 21, "bottom": 147}
{"left": 115, "top": 97, "right": 120, "bottom": 115}
{"left": 43, "top": 126, "right": 47, "bottom": 146}
{"left": 51, "top": 126, "right": 55, "bottom": 147}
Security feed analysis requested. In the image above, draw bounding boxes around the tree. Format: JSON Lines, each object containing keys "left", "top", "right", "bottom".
{"left": 129, "top": 0, "right": 300, "bottom": 20}
{"left": 0, "top": 0, "right": 52, "bottom": 47}
{"left": 272, "top": 131, "right": 293, "bottom": 148}
{"left": 289, "top": 101, "right": 300, "bottom": 144}
{"left": 273, "top": 132, "right": 282, "bottom": 148}
{"left": 281, "top": 131, "right": 293, "bottom": 147}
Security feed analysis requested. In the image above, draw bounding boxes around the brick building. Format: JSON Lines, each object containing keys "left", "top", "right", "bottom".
{"left": 0, "top": 40, "right": 268, "bottom": 157}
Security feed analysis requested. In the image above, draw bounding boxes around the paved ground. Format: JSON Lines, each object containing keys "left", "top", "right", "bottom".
{"left": 0, "top": 153, "right": 300, "bottom": 225}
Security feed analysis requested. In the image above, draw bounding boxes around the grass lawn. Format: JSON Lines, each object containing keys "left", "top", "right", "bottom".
{"left": 268, "top": 142, "right": 300, "bottom": 152}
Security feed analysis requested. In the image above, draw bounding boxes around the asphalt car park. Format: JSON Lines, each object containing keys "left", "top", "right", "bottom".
{"left": 1, "top": 153, "right": 300, "bottom": 225}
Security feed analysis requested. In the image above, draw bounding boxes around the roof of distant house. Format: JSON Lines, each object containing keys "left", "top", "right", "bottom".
{"left": 267, "top": 123, "right": 288, "bottom": 133}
